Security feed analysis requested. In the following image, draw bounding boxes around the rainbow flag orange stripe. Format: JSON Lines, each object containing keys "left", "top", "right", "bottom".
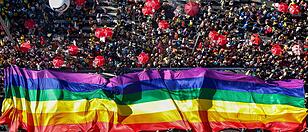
{"left": 0, "top": 66, "right": 307, "bottom": 131}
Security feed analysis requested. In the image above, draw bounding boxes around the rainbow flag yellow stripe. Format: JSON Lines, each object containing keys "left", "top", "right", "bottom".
{"left": 1, "top": 66, "right": 307, "bottom": 132}
{"left": 3, "top": 98, "right": 306, "bottom": 116}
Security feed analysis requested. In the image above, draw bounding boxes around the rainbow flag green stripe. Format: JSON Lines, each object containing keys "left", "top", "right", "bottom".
{"left": 1, "top": 66, "right": 307, "bottom": 132}
{"left": 6, "top": 86, "right": 305, "bottom": 108}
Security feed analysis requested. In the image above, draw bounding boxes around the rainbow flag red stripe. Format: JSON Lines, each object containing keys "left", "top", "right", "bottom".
{"left": 1, "top": 66, "right": 307, "bottom": 131}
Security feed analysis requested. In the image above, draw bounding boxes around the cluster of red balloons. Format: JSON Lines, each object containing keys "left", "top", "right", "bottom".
{"left": 142, "top": 0, "right": 160, "bottom": 16}
{"left": 95, "top": 27, "right": 113, "bottom": 39}
{"left": 20, "top": 41, "right": 31, "bottom": 53}
{"left": 289, "top": 3, "right": 301, "bottom": 15}
{"left": 217, "top": 35, "right": 227, "bottom": 46}
{"left": 145, "top": 0, "right": 160, "bottom": 10}
{"left": 68, "top": 45, "right": 79, "bottom": 55}
{"left": 184, "top": 2, "right": 199, "bottom": 16}
{"left": 278, "top": 3, "right": 288, "bottom": 13}
{"left": 93, "top": 56, "right": 106, "bottom": 67}
{"left": 138, "top": 52, "right": 150, "bottom": 65}
{"left": 158, "top": 20, "right": 169, "bottom": 29}
{"left": 271, "top": 44, "right": 283, "bottom": 56}
{"left": 209, "top": 31, "right": 219, "bottom": 41}
{"left": 208, "top": 31, "right": 228, "bottom": 46}
{"left": 250, "top": 34, "right": 262, "bottom": 45}
{"left": 53, "top": 57, "right": 64, "bottom": 68}
{"left": 277, "top": 3, "right": 301, "bottom": 15}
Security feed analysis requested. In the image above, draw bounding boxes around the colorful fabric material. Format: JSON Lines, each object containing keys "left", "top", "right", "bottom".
{"left": 0, "top": 66, "right": 307, "bottom": 132}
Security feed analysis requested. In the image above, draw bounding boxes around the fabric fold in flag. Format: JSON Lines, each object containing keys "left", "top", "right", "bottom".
{"left": 1, "top": 65, "right": 307, "bottom": 132}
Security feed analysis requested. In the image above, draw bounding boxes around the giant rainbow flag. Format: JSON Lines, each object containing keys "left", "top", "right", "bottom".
{"left": 0, "top": 66, "right": 307, "bottom": 131}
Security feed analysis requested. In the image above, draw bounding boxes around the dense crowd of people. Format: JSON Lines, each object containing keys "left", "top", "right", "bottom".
{"left": 0, "top": 0, "right": 307, "bottom": 85}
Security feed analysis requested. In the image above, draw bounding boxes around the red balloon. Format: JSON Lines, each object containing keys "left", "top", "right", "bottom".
{"left": 95, "top": 27, "right": 113, "bottom": 38}
{"left": 75, "top": 0, "right": 86, "bottom": 6}
{"left": 217, "top": 35, "right": 228, "bottom": 46}
{"left": 142, "top": 6, "right": 154, "bottom": 16}
{"left": 20, "top": 41, "right": 31, "bottom": 52}
{"left": 158, "top": 20, "right": 169, "bottom": 29}
{"left": 250, "top": 34, "right": 261, "bottom": 45}
{"left": 95, "top": 28, "right": 103, "bottom": 38}
{"left": 278, "top": 3, "right": 288, "bottom": 13}
{"left": 53, "top": 57, "right": 64, "bottom": 68}
{"left": 93, "top": 56, "right": 106, "bottom": 67}
{"left": 24, "top": 19, "right": 35, "bottom": 29}
{"left": 68, "top": 45, "right": 79, "bottom": 55}
{"left": 138, "top": 52, "right": 149, "bottom": 64}
{"left": 209, "top": 31, "right": 219, "bottom": 41}
{"left": 271, "top": 44, "right": 283, "bottom": 55}
{"left": 102, "top": 27, "right": 113, "bottom": 38}
{"left": 289, "top": 3, "right": 300, "bottom": 15}
{"left": 145, "top": 0, "right": 160, "bottom": 11}
{"left": 184, "top": 2, "right": 199, "bottom": 16}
